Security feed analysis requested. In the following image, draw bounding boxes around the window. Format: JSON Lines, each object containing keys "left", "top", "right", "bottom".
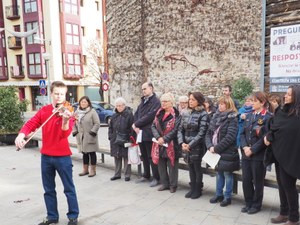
{"left": 28, "top": 53, "right": 41, "bottom": 75}
{"left": 96, "top": 29, "right": 100, "bottom": 39}
{"left": 65, "top": 0, "right": 78, "bottom": 15}
{"left": 66, "top": 53, "right": 81, "bottom": 75}
{"left": 1, "top": 33, "right": 5, "bottom": 48}
{"left": 0, "top": 57, "right": 8, "bottom": 77}
{"left": 81, "top": 26, "right": 85, "bottom": 36}
{"left": 82, "top": 55, "right": 87, "bottom": 65}
{"left": 0, "top": 57, "right": 2, "bottom": 76}
{"left": 66, "top": 23, "right": 80, "bottom": 45}
{"left": 14, "top": 25, "right": 20, "bottom": 32}
{"left": 26, "top": 22, "right": 39, "bottom": 44}
{"left": 24, "top": 0, "right": 37, "bottom": 13}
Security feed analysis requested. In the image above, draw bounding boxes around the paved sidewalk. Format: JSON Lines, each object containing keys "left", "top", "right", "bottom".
{"left": 0, "top": 145, "right": 282, "bottom": 225}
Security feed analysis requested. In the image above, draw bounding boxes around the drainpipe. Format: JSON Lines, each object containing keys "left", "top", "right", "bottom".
{"left": 260, "top": 0, "right": 266, "bottom": 91}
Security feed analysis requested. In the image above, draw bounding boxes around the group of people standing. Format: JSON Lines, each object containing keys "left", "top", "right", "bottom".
{"left": 14, "top": 80, "right": 300, "bottom": 225}
{"left": 103, "top": 82, "right": 300, "bottom": 225}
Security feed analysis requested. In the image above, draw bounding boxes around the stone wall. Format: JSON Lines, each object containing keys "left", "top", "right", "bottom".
{"left": 106, "top": 0, "right": 262, "bottom": 107}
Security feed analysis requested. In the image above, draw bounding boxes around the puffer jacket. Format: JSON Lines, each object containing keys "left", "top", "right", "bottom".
{"left": 205, "top": 111, "right": 240, "bottom": 172}
{"left": 177, "top": 106, "right": 209, "bottom": 162}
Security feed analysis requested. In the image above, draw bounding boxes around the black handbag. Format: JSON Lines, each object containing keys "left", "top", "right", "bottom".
{"left": 114, "top": 132, "right": 129, "bottom": 146}
{"left": 263, "top": 146, "right": 275, "bottom": 167}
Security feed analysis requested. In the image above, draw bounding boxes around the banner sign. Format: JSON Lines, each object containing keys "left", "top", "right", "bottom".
{"left": 270, "top": 24, "right": 300, "bottom": 92}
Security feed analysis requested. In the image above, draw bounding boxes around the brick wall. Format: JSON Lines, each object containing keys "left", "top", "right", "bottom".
{"left": 107, "top": 0, "right": 262, "bottom": 107}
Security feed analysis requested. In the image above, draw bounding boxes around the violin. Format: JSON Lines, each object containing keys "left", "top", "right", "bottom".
{"left": 16, "top": 101, "right": 76, "bottom": 151}
{"left": 55, "top": 101, "right": 77, "bottom": 120}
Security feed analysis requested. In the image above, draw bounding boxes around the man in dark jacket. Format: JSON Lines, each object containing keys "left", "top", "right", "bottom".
{"left": 133, "top": 82, "right": 161, "bottom": 187}
{"left": 222, "top": 85, "right": 240, "bottom": 110}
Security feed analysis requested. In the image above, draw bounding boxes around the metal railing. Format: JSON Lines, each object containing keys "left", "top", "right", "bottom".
{"left": 5, "top": 5, "right": 20, "bottom": 20}
{"left": 8, "top": 36, "right": 22, "bottom": 49}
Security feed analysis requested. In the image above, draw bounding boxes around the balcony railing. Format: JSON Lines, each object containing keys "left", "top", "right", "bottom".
{"left": 8, "top": 36, "right": 22, "bottom": 49}
{"left": 5, "top": 5, "right": 20, "bottom": 20}
{"left": 10, "top": 65, "right": 25, "bottom": 78}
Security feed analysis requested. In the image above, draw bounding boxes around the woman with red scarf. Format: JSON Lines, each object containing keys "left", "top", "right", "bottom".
{"left": 151, "top": 92, "right": 181, "bottom": 193}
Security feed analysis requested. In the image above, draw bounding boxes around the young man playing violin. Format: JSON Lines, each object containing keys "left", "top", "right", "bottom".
{"left": 15, "top": 81, "right": 79, "bottom": 225}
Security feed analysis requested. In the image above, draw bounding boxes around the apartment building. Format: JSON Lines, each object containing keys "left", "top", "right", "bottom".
{"left": 0, "top": 0, "right": 106, "bottom": 110}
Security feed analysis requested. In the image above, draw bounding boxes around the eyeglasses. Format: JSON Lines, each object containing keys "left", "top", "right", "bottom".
{"left": 180, "top": 102, "right": 188, "bottom": 104}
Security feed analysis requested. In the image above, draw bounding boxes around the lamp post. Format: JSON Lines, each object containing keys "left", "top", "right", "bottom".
{"left": 34, "top": 35, "right": 51, "bottom": 104}
{"left": 42, "top": 52, "right": 51, "bottom": 104}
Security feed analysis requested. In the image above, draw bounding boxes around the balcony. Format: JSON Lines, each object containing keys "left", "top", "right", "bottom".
{"left": 10, "top": 65, "right": 25, "bottom": 78}
{"left": 5, "top": 5, "right": 20, "bottom": 20}
{"left": 8, "top": 36, "right": 22, "bottom": 49}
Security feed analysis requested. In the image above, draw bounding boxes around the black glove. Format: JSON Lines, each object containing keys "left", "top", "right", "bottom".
{"left": 89, "top": 131, "right": 97, "bottom": 137}
{"left": 72, "top": 131, "right": 78, "bottom": 137}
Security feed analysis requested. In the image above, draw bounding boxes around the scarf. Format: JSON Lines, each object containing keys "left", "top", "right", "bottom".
{"left": 210, "top": 110, "right": 232, "bottom": 132}
{"left": 76, "top": 107, "right": 90, "bottom": 123}
{"left": 151, "top": 107, "right": 176, "bottom": 167}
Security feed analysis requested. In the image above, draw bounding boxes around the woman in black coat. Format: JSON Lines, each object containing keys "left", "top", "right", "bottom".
{"left": 265, "top": 85, "right": 300, "bottom": 225}
{"left": 151, "top": 93, "right": 181, "bottom": 193}
{"left": 108, "top": 97, "right": 134, "bottom": 181}
{"left": 205, "top": 96, "right": 239, "bottom": 207}
{"left": 240, "top": 91, "right": 272, "bottom": 215}
{"left": 178, "top": 92, "right": 209, "bottom": 199}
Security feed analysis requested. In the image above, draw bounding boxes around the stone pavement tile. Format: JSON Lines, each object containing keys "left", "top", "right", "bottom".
{"left": 169, "top": 208, "right": 207, "bottom": 225}
{"left": 201, "top": 215, "right": 237, "bottom": 225}
{"left": 237, "top": 208, "right": 272, "bottom": 225}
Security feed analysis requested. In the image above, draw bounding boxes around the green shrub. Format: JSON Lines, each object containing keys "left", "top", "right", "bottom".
{"left": 0, "top": 87, "right": 28, "bottom": 134}
{"left": 232, "top": 77, "right": 254, "bottom": 105}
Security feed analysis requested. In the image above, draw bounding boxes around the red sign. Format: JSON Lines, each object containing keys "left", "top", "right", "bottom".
{"left": 102, "top": 83, "right": 109, "bottom": 91}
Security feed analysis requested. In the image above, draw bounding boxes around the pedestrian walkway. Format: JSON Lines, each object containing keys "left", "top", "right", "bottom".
{"left": 0, "top": 145, "right": 282, "bottom": 225}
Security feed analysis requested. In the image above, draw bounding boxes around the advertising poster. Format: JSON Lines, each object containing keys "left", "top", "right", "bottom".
{"left": 270, "top": 24, "right": 300, "bottom": 92}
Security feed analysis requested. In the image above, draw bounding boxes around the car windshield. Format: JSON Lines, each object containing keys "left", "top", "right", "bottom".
{"left": 100, "top": 103, "right": 114, "bottom": 110}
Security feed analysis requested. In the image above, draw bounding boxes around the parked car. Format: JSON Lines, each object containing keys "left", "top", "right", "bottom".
{"left": 72, "top": 101, "right": 114, "bottom": 124}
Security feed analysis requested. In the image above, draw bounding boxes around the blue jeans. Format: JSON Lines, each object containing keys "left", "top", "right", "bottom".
{"left": 216, "top": 171, "right": 233, "bottom": 199}
{"left": 41, "top": 155, "right": 79, "bottom": 221}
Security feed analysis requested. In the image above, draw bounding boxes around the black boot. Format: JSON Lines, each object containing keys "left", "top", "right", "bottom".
{"left": 191, "top": 182, "right": 202, "bottom": 199}
{"left": 185, "top": 182, "right": 195, "bottom": 198}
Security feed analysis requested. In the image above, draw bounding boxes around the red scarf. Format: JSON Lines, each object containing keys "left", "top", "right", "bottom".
{"left": 151, "top": 108, "right": 176, "bottom": 167}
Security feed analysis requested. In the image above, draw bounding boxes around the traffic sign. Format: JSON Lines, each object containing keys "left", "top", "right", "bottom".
{"left": 39, "top": 80, "right": 46, "bottom": 88}
{"left": 102, "top": 83, "right": 109, "bottom": 91}
{"left": 102, "top": 72, "right": 109, "bottom": 81}
{"left": 40, "top": 88, "right": 47, "bottom": 96}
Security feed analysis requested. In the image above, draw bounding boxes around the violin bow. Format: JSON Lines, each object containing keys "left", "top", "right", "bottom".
{"left": 16, "top": 104, "right": 64, "bottom": 151}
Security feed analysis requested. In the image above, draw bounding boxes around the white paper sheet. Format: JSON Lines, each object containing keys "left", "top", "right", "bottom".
{"left": 136, "top": 130, "right": 143, "bottom": 143}
{"left": 151, "top": 138, "right": 168, "bottom": 147}
{"left": 202, "top": 150, "right": 221, "bottom": 169}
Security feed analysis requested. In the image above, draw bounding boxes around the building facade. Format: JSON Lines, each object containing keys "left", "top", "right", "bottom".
{"left": 0, "top": 0, "right": 105, "bottom": 110}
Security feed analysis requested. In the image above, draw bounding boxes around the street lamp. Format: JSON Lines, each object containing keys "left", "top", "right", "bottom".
{"left": 34, "top": 35, "right": 51, "bottom": 104}
{"left": 42, "top": 52, "right": 51, "bottom": 104}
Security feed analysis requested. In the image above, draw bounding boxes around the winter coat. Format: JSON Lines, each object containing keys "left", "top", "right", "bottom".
{"left": 205, "top": 111, "right": 240, "bottom": 172}
{"left": 151, "top": 107, "right": 181, "bottom": 159}
{"left": 177, "top": 106, "right": 209, "bottom": 162}
{"left": 134, "top": 93, "right": 160, "bottom": 142}
{"left": 266, "top": 104, "right": 300, "bottom": 179}
{"left": 73, "top": 108, "right": 100, "bottom": 153}
{"left": 109, "top": 107, "right": 134, "bottom": 158}
{"left": 240, "top": 109, "right": 272, "bottom": 161}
